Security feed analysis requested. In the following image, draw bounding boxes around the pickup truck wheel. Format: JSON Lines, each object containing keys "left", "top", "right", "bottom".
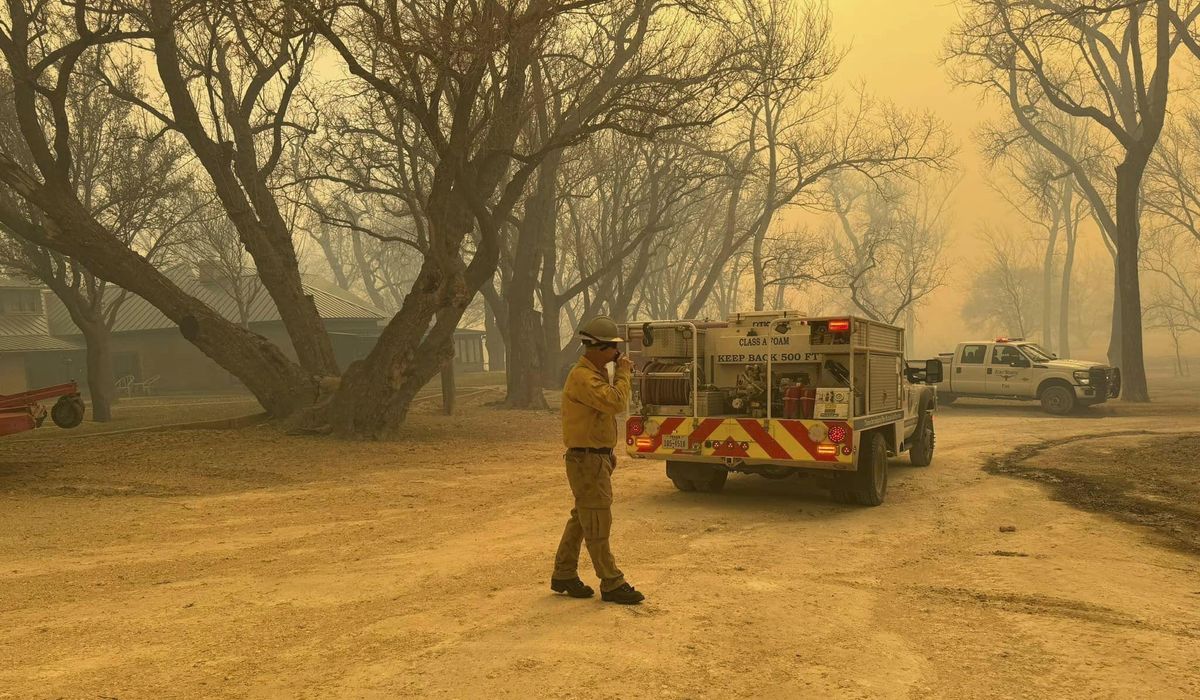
{"left": 939, "top": 392, "right": 957, "bottom": 405}
{"left": 909, "top": 408, "right": 935, "bottom": 467}
{"left": 1040, "top": 385, "right": 1076, "bottom": 415}
{"left": 851, "top": 432, "right": 888, "bottom": 506}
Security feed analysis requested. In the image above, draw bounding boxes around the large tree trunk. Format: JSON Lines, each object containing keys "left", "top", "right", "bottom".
{"left": 501, "top": 154, "right": 560, "bottom": 409}
{"left": 1041, "top": 213, "right": 1060, "bottom": 351}
{"left": 483, "top": 298, "right": 507, "bottom": 372}
{"left": 81, "top": 321, "right": 115, "bottom": 422}
{"left": 1113, "top": 158, "right": 1150, "bottom": 401}
{"left": 325, "top": 177, "right": 497, "bottom": 437}
{"left": 1058, "top": 204, "right": 1076, "bottom": 359}
{"left": 1106, "top": 263, "right": 1121, "bottom": 368}
{"left": 504, "top": 306, "right": 547, "bottom": 408}
{"left": 752, "top": 233, "right": 767, "bottom": 311}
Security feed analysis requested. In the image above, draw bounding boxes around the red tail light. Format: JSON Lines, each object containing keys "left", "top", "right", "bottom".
{"left": 827, "top": 425, "right": 848, "bottom": 444}
{"left": 627, "top": 417, "right": 645, "bottom": 436}
{"left": 828, "top": 319, "right": 850, "bottom": 332}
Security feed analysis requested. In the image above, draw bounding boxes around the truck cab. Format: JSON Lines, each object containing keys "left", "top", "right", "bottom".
{"left": 936, "top": 339, "right": 1120, "bottom": 414}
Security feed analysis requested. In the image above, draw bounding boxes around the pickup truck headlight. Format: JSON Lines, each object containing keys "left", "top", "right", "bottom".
{"left": 1073, "top": 370, "right": 1091, "bottom": 385}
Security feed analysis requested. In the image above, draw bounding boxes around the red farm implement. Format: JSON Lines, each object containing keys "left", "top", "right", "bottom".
{"left": 0, "top": 382, "right": 86, "bottom": 437}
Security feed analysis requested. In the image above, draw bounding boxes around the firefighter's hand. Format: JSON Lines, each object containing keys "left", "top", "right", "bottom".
{"left": 616, "top": 355, "right": 633, "bottom": 373}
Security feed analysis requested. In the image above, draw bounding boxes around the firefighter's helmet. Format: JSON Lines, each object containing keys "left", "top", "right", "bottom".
{"left": 579, "top": 315, "right": 624, "bottom": 345}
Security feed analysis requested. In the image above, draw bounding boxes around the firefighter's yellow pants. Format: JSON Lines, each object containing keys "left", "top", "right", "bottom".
{"left": 552, "top": 451, "right": 626, "bottom": 592}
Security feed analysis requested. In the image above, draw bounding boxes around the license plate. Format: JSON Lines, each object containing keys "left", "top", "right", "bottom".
{"left": 662, "top": 435, "right": 688, "bottom": 450}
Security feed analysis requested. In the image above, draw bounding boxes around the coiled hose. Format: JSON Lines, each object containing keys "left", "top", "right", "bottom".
{"left": 641, "top": 361, "right": 702, "bottom": 405}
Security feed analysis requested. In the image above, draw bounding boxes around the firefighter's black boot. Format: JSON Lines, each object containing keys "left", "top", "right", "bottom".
{"left": 551, "top": 577, "right": 594, "bottom": 598}
{"left": 600, "top": 583, "right": 645, "bottom": 605}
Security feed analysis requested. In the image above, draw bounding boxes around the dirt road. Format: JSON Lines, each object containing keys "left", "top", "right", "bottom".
{"left": 1, "top": 394, "right": 1198, "bottom": 698}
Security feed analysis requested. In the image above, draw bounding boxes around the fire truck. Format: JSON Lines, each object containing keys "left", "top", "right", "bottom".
{"left": 623, "top": 311, "right": 942, "bottom": 506}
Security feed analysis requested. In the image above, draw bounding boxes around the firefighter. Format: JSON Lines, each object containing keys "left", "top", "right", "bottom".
{"left": 550, "top": 315, "right": 645, "bottom": 605}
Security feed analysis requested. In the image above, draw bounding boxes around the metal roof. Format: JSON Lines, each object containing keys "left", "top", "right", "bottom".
{"left": 0, "top": 313, "right": 51, "bottom": 337}
{"left": 47, "top": 275, "right": 386, "bottom": 336}
{"left": 0, "top": 334, "right": 83, "bottom": 352}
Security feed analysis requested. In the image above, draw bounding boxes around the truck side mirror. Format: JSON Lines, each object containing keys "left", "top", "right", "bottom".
{"left": 907, "top": 359, "right": 943, "bottom": 384}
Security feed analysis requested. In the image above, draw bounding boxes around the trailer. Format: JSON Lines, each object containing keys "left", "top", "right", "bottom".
{"left": 623, "top": 312, "right": 942, "bottom": 505}
{"left": 0, "top": 382, "right": 86, "bottom": 437}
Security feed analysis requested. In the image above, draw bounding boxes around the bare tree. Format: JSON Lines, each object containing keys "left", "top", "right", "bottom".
{"left": 1144, "top": 108, "right": 1200, "bottom": 247}
{"left": 962, "top": 226, "right": 1044, "bottom": 339}
{"left": 682, "top": 90, "right": 955, "bottom": 318}
{"left": 0, "top": 30, "right": 219, "bottom": 421}
{"left": 1142, "top": 116, "right": 1200, "bottom": 369}
{"left": 289, "top": 0, "right": 738, "bottom": 432}
{"left": 820, "top": 172, "right": 952, "bottom": 326}
{"left": 1142, "top": 227, "right": 1200, "bottom": 371}
{"left": 104, "top": 0, "right": 339, "bottom": 376}
{"left": 947, "top": 0, "right": 1189, "bottom": 401}
{"left": 982, "top": 113, "right": 1097, "bottom": 356}
{"left": 178, "top": 197, "right": 263, "bottom": 327}
{"left": 0, "top": 2, "right": 316, "bottom": 416}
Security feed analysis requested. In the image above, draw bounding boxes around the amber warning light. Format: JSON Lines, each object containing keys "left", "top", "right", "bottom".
{"left": 828, "top": 319, "right": 850, "bottom": 332}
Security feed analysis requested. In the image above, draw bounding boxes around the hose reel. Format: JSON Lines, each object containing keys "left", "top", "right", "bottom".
{"left": 641, "top": 361, "right": 704, "bottom": 406}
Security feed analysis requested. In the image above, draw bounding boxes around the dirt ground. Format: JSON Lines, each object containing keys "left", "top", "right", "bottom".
{"left": 2, "top": 384, "right": 1199, "bottom": 698}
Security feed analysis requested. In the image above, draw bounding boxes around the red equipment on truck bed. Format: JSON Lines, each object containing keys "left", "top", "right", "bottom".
{"left": 0, "top": 382, "right": 86, "bottom": 437}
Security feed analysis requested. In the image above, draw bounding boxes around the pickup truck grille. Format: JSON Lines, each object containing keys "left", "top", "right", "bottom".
{"left": 1088, "top": 367, "right": 1121, "bottom": 399}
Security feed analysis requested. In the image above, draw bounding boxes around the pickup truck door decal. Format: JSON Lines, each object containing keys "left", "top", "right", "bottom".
{"left": 986, "top": 345, "right": 1034, "bottom": 396}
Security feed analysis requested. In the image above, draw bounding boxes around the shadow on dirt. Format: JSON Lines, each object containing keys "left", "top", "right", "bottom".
{"left": 985, "top": 430, "right": 1200, "bottom": 557}
{"left": 639, "top": 459, "right": 927, "bottom": 516}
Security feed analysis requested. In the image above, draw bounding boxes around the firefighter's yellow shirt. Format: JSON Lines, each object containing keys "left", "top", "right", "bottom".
{"left": 562, "top": 356, "right": 631, "bottom": 449}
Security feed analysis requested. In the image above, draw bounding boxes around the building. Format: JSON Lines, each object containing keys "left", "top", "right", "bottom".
{"left": 0, "top": 274, "right": 488, "bottom": 394}
{"left": 0, "top": 279, "right": 84, "bottom": 392}
{"left": 452, "top": 328, "right": 487, "bottom": 373}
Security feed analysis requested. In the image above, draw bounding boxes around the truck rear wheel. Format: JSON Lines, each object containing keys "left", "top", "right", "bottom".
{"left": 694, "top": 469, "right": 728, "bottom": 493}
{"left": 846, "top": 432, "right": 888, "bottom": 506}
{"left": 1039, "top": 384, "right": 1076, "bottom": 415}
{"left": 670, "top": 477, "right": 696, "bottom": 491}
{"left": 909, "top": 406, "right": 935, "bottom": 467}
{"left": 667, "top": 461, "right": 727, "bottom": 493}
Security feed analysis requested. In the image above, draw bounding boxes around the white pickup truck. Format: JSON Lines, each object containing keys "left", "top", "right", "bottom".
{"left": 936, "top": 338, "right": 1120, "bottom": 414}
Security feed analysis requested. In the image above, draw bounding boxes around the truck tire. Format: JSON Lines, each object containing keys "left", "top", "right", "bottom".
{"left": 938, "top": 392, "right": 957, "bottom": 405}
{"left": 667, "top": 460, "right": 728, "bottom": 493}
{"left": 1039, "top": 384, "right": 1076, "bottom": 415}
{"left": 670, "top": 478, "right": 696, "bottom": 491}
{"left": 666, "top": 462, "right": 696, "bottom": 491}
{"left": 694, "top": 468, "right": 728, "bottom": 493}
{"left": 909, "top": 405, "right": 935, "bottom": 467}
{"left": 51, "top": 396, "right": 86, "bottom": 429}
{"left": 843, "top": 432, "right": 887, "bottom": 506}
